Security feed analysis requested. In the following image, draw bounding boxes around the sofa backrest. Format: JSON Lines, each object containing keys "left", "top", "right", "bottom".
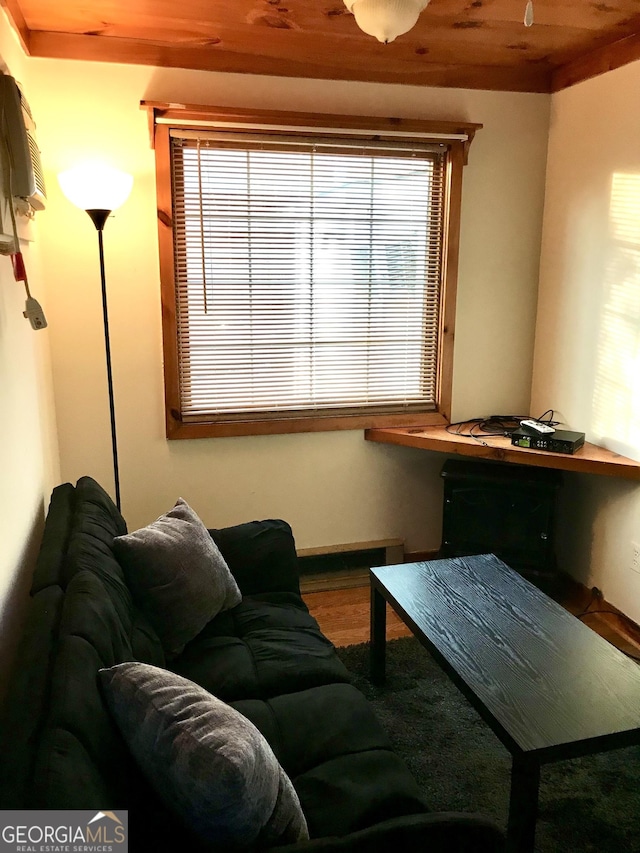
{"left": 31, "top": 476, "right": 127, "bottom": 593}
{"left": 0, "top": 585, "right": 64, "bottom": 807}
{"left": 0, "top": 477, "right": 165, "bottom": 810}
{"left": 29, "top": 482, "right": 75, "bottom": 595}
{"left": 31, "top": 570, "right": 163, "bottom": 808}
{"left": 209, "top": 518, "right": 301, "bottom": 597}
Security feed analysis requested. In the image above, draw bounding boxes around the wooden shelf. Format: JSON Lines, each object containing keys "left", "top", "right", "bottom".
{"left": 365, "top": 425, "right": 640, "bottom": 480}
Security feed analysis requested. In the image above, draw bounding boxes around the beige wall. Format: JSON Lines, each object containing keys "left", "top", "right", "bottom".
{"left": 0, "top": 13, "right": 59, "bottom": 699}
{"left": 27, "top": 58, "right": 549, "bottom": 552}
{"left": 532, "top": 60, "right": 640, "bottom": 623}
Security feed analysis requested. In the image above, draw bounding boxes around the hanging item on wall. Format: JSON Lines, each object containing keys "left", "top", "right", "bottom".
{"left": 0, "top": 70, "right": 48, "bottom": 328}
{"left": 0, "top": 72, "right": 46, "bottom": 214}
{"left": 11, "top": 249, "right": 47, "bottom": 330}
{"left": 0, "top": 71, "right": 46, "bottom": 252}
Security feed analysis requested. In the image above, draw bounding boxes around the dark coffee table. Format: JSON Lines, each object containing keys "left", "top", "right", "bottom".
{"left": 370, "top": 554, "right": 640, "bottom": 852}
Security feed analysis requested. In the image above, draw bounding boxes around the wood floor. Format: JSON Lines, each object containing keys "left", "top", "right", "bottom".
{"left": 303, "top": 586, "right": 411, "bottom": 648}
{"left": 303, "top": 577, "right": 640, "bottom": 660}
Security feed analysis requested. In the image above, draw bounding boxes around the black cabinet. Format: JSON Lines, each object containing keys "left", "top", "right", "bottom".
{"left": 440, "top": 459, "right": 562, "bottom": 583}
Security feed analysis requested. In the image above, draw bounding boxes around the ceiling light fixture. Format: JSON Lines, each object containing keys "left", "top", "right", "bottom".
{"left": 343, "top": 0, "right": 430, "bottom": 44}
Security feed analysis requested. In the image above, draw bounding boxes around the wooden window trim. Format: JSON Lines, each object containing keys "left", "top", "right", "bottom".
{"left": 149, "top": 103, "right": 481, "bottom": 439}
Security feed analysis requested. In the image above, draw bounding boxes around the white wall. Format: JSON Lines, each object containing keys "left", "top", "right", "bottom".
{"left": 532, "top": 60, "right": 640, "bottom": 623}
{"left": 0, "top": 13, "right": 59, "bottom": 701}
{"left": 28, "top": 58, "right": 549, "bottom": 552}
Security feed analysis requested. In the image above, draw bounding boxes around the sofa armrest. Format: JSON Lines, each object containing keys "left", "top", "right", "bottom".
{"left": 209, "top": 519, "right": 302, "bottom": 597}
{"left": 279, "top": 813, "right": 505, "bottom": 853}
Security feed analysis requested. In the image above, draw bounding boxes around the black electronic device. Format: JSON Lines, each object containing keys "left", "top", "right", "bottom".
{"left": 511, "top": 426, "right": 585, "bottom": 454}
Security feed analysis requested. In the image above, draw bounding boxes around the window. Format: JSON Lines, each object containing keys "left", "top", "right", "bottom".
{"left": 149, "top": 105, "right": 479, "bottom": 438}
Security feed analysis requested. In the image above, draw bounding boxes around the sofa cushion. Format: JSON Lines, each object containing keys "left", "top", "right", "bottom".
{"left": 0, "top": 585, "right": 64, "bottom": 807}
{"left": 114, "top": 498, "right": 242, "bottom": 656}
{"left": 22, "top": 581, "right": 199, "bottom": 848}
{"left": 30, "top": 483, "right": 75, "bottom": 593}
{"left": 172, "top": 595, "right": 351, "bottom": 701}
{"left": 210, "top": 519, "right": 301, "bottom": 596}
{"left": 31, "top": 477, "right": 127, "bottom": 596}
{"left": 64, "top": 476, "right": 128, "bottom": 587}
{"left": 30, "top": 570, "right": 164, "bottom": 808}
{"left": 99, "top": 662, "right": 309, "bottom": 848}
{"left": 44, "top": 476, "right": 139, "bottom": 643}
{"left": 231, "top": 683, "right": 429, "bottom": 839}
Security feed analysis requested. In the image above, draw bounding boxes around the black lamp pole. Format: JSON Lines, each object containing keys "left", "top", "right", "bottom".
{"left": 86, "top": 207, "right": 120, "bottom": 511}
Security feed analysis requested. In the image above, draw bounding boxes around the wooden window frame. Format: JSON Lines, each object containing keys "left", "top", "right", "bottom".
{"left": 146, "top": 102, "right": 481, "bottom": 439}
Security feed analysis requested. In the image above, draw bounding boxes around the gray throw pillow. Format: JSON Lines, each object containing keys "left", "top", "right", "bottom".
{"left": 113, "top": 498, "right": 241, "bottom": 656}
{"left": 99, "top": 662, "right": 309, "bottom": 848}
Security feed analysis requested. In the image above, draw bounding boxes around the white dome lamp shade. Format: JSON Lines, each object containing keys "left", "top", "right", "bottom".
{"left": 343, "top": 0, "right": 430, "bottom": 44}
{"left": 58, "top": 163, "right": 133, "bottom": 231}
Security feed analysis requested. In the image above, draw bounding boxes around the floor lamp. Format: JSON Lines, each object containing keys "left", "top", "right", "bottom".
{"left": 58, "top": 163, "right": 134, "bottom": 511}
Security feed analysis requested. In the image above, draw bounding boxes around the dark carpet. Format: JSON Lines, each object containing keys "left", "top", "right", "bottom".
{"left": 336, "top": 636, "right": 640, "bottom": 853}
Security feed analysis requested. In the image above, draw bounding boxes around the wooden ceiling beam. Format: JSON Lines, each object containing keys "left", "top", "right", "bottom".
{"left": 29, "top": 30, "right": 552, "bottom": 93}
{"left": 552, "top": 31, "right": 640, "bottom": 92}
{"left": 0, "top": 0, "right": 31, "bottom": 54}
{"left": 8, "top": 2, "right": 640, "bottom": 95}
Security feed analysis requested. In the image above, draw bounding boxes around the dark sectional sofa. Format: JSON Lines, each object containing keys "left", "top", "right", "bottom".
{"left": 0, "top": 476, "right": 504, "bottom": 851}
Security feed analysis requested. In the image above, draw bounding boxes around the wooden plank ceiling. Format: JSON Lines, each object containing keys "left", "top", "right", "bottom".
{"left": 4, "top": 0, "right": 640, "bottom": 93}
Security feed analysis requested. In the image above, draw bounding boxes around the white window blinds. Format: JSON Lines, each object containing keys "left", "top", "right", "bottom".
{"left": 170, "top": 130, "right": 447, "bottom": 422}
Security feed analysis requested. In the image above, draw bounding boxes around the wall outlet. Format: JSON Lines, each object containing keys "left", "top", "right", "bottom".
{"left": 631, "top": 542, "right": 640, "bottom": 574}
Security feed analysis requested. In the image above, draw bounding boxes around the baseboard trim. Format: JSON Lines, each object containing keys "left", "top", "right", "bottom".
{"left": 298, "top": 538, "right": 404, "bottom": 594}
{"left": 560, "top": 573, "right": 640, "bottom": 653}
{"left": 404, "top": 549, "right": 440, "bottom": 563}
